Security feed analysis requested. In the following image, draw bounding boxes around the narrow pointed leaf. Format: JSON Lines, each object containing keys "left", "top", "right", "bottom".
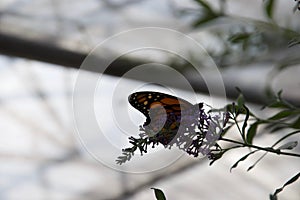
{"left": 242, "top": 105, "right": 250, "bottom": 139}
{"left": 269, "top": 194, "right": 278, "bottom": 200}
{"left": 237, "top": 93, "right": 245, "bottom": 108}
{"left": 194, "top": 0, "right": 214, "bottom": 12}
{"left": 193, "top": 14, "right": 219, "bottom": 27}
{"left": 272, "top": 172, "right": 300, "bottom": 196}
{"left": 246, "top": 122, "right": 258, "bottom": 144}
{"left": 264, "top": 0, "right": 275, "bottom": 19}
{"left": 151, "top": 188, "right": 167, "bottom": 200}
{"left": 230, "top": 150, "right": 257, "bottom": 172}
{"left": 229, "top": 33, "right": 251, "bottom": 44}
{"left": 277, "top": 141, "right": 298, "bottom": 150}
{"left": 291, "top": 116, "right": 300, "bottom": 129}
{"left": 268, "top": 110, "right": 295, "bottom": 120}
{"left": 267, "top": 101, "right": 289, "bottom": 109}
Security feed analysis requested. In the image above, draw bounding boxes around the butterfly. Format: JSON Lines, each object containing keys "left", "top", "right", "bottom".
{"left": 128, "top": 91, "right": 202, "bottom": 145}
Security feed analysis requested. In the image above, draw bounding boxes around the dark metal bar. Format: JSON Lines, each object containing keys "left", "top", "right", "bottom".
{"left": 0, "top": 32, "right": 86, "bottom": 68}
{"left": 0, "top": 32, "right": 298, "bottom": 105}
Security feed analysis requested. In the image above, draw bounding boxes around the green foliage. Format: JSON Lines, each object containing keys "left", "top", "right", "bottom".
{"left": 277, "top": 141, "right": 298, "bottom": 150}
{"left": 192, "top": 0, "right": 222, "bottom": 27}
{"left": 222, "top": 90, "right": 300, "bottom": 199}
{"left": 270, "top": 172, "right": 300, "bottom": 200}
{"left": 151, "top": 188, "right": 167, "bottom": 200}
{"left": 246, "top": 122, "right": 259, "bottom": 144}
{"left": 118, "top": 1, "right": 300, "bottom": 199}
{"left": 230, "top": 150, "right": 258, "bottom": 172}
{"left": 262, "top": 91, "right": 300, "bottom": 133}
{"left": 188, "top": 0, "right": 300, "bottom": 71}
{"left": 264, "top": 0, "right": 276, "bottom": 19}
{"left": 120, "top": 89, "right": 300, "bottom": 199}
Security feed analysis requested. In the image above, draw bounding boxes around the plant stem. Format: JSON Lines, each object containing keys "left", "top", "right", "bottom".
{"left": 233, "top": 117, "right": 245, "bottom": 142}
{"left": 219, "top": 137, "right": 300, "bottom": 158}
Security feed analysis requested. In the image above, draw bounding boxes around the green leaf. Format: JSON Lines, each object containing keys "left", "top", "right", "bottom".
{"left": 226, "top": 104, "right": 237, "bottom": 115}
{"left": 291, "top": 116, "right": 300, "bottom": 129}
{"left": 192, "top": 0, "right": 220, "bottom": 27}
{"left": 265, "top": 90, "right": 296, "bottom": 110}
{"left": 151, "top": 188, "right": 167, "bottom": 200}
{"left": 268, "top": 124, "right": 287, "bottom": 133}
{"left": 230, "top": 150, "right": 257, "bottom": 172}
{"left": 241, "top": 105, "right": 250, "bottom": 141}
{"left": 269, "top": 194, "right": 278, "bottom": 200}
{"left": 277, "top": 141, "right": 298, "bottom": 150}
{"left": 268, "top": 110, "right": 295, "bottom": 120}
{"left": 277, "top": 90, "right": 283, "bottom": 98}
{"left": 194, "top": 0, "right": 214, "bottom": 13}
{"left": 247, "top": 152, "right": 268, "bottom": 171}
{"left": 271, "top": 172, "right": 300, "bottom": 197}
{"left": 272, "top": 130, "right": 300, "bottom": 147}
{"left": 264, "top": 0, "right": 275, "bottom": 19}
{"left": 288, "top": 38, "right": 300, "bottom": 47}
{"left": 237, "top": 94, "right": 245, "bottom": 109}
{"left": 246, "top": 122, "right": 259, "bottom": 144}
{"left": 266, "top": 100, "right": 290, "bottom": 109}
{"left": 192, "top": 13, "right": 219, "bottom": 27}
{"left": 228, "top": 33, "right": 251, "bottom": 44}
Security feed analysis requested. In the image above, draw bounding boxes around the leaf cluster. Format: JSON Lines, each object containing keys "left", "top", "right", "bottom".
{"left": 217, "top": 90, "right": 300, "bottom": 199}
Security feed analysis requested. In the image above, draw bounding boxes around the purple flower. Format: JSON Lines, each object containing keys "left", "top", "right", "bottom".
{"left": 139, "top": 102, "right": 228, "bottom": 158}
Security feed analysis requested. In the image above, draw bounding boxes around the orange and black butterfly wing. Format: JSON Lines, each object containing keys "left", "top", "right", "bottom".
{"left": 128, "top": 91, "right": 192, "bottom": 125}
{"left": 128, "top": 91, "right": 193, "bottom": 145}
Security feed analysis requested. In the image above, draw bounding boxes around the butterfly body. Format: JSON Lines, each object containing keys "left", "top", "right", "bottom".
{"left": 128, "top": 91, "right": 199, "bottom": 145}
